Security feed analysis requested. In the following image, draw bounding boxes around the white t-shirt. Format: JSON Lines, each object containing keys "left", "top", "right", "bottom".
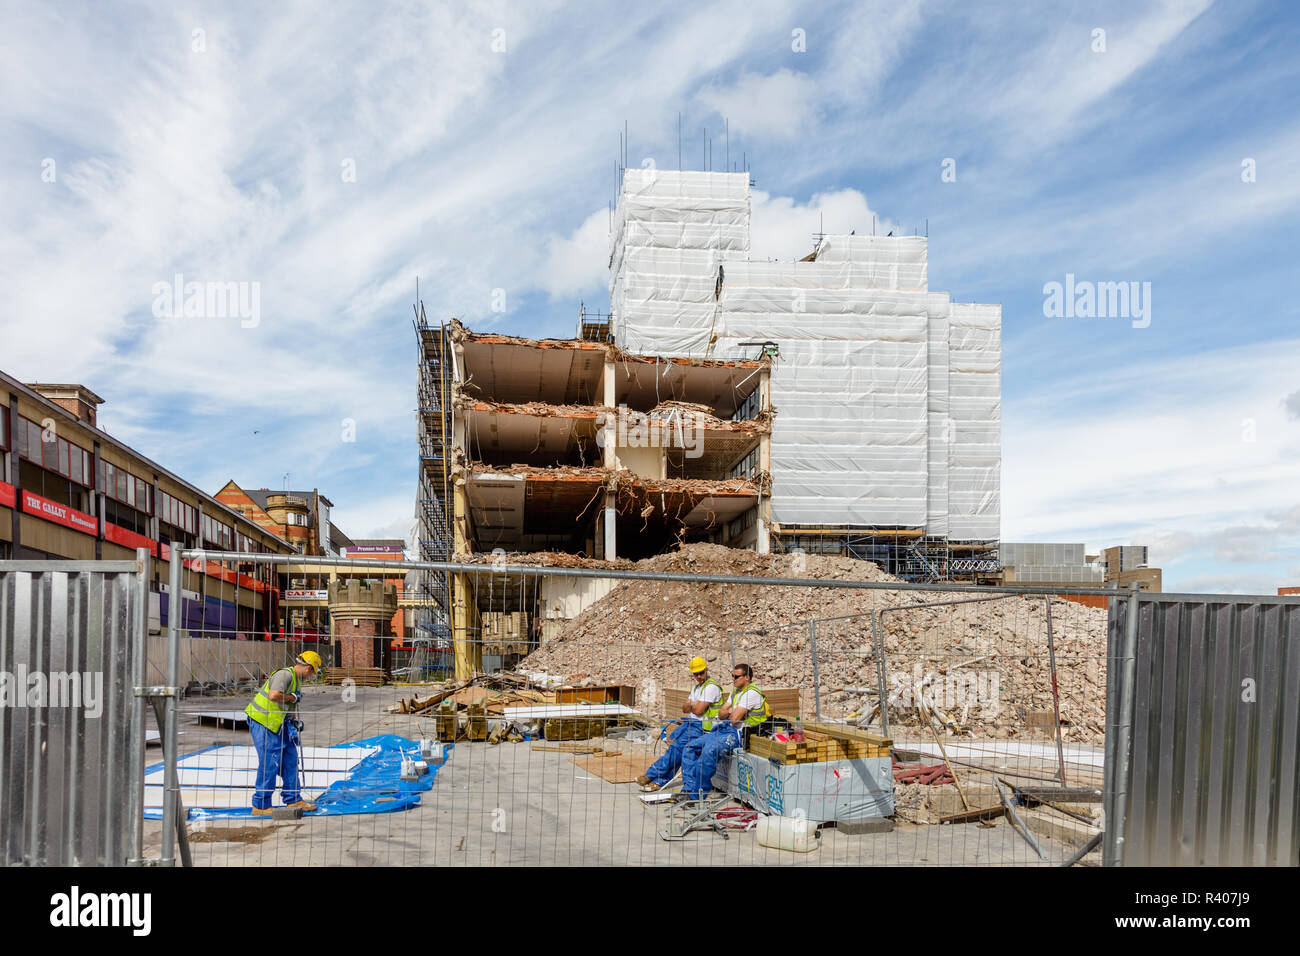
{"left": 685, "top": 680, "right": 722, "bottom": 721}
{"left": 730, "top": 687, "right": 763, "bottom": 715}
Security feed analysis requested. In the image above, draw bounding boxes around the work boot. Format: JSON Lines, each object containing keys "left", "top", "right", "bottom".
{"left": 636, "top": 774, "right": 653, "bottom": 787}
{"left": 285, "top": 799, "right": 317, "bottom": 812}
{"left": 639, "top": 780, "right": 662, "bottom": 793}
{"left": 250, "top": 807, "right": 273, "bottom": 817}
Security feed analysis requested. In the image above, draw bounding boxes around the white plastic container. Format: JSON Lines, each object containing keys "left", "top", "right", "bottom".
{"left": 756, "top": 815, "right": 819, "bottom": 852}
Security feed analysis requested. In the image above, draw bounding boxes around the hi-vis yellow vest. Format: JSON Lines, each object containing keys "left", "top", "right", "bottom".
{"left": 728, "top": 684, "right": 770, "bottom": 726}
{"left": 698, "top": 678, "right": 724, "bottom": 731}
{"left": 245, "top": 668, "right": 299, "bottom": 733}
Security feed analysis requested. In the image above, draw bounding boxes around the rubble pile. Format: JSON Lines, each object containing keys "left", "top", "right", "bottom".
{"left": 522, "top": 544, "right": 1109, "bottom": 741}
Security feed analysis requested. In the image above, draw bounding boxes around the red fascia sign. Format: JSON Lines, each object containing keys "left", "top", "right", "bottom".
{"left": 182, "top": 557, "right": 266, "bottom": 593}
{"left": 21, "top": 490, "right": 98, "bottom": 536}
{"left": 0, "top": 481, "right": 15, "bottom": 510}
{"left": 104, "top": 523, "right": 160, "bottom": 557}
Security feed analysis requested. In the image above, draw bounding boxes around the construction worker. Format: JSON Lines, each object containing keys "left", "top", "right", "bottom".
{"left": 681, "top": 662, "right": 770, "bottom": 801}
{"left": 636, "top": 656, "right": 723, "bottom": 792}
{"left": 245, "top": 651, "right": 322, "bottom": 816}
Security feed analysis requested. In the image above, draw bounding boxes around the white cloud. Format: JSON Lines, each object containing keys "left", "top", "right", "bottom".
{"left": 695, "top": 69, "right": 819, "bottom": 141}
{"left": 748, "top": 187, "right": 891, "bottom": 262}
{"left": 1172, "top": 573, "right": 1290, "bottom": 596}
{"left": 540, "top": 208, "right": 609, "bottom": 298}
{"left": 1002, "top": 336, "right": 1300, "bottom": 589}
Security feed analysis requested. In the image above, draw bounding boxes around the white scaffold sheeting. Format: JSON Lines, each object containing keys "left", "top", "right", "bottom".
{"left": 946, "top": 303, "right": 1001, "bottom": 540}
{"left": 809, "top": 234, "right": 929, "bottom": 292}
{"left": 608, "top": 171, "right": 1001, "bottom": 537}
{"left": 926, "top": 292, "right": 952, "bottom": 537}
{"left": 611, "top": 169, "right": 748, "bottom": 356}
{"left": 717, "top": 263, "right": 931, "bottom": 526}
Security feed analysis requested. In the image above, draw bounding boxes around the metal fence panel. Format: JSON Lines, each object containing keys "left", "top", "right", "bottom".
{"left": 136, "top": 550, "right": 1127, "bottom": 866}
{"left": 1107, "top": 595, "right": 1300, "bottom": 866}
{"left": 0, "top": 557, "right": 149, "bottom": 865}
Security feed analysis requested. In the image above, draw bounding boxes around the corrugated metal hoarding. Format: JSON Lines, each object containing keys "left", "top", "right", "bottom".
{"left": 0, "top": 558, "right": 149, "bottom": 865}
{"left": 1106, "top": 594, "right": 1300, "bottom": 865}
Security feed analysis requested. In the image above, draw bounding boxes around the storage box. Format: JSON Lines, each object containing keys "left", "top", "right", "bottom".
{"left": 556, "top": 684, "right": 635, "bottom": 707}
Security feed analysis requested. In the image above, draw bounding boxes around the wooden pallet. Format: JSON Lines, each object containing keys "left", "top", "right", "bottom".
{"left": 748, "top": 720, "right": 892, "bottom": 764}
{"left": 542, "top": 715, "right": 617, "bottom": 741}
{"left": 321, "top": 667, "right": 386, "bottom": 686}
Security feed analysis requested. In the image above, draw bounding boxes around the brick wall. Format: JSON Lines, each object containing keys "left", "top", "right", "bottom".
{"left": 336, "top": 616, "right": 383, "bottom": 669}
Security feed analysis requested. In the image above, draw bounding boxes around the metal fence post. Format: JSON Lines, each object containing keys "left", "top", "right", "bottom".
{"left": 873, "top": 611, "right": 889, "bottom": 737}
{"left": 808, "top": 620, "right": 820, "bottom": 721}
{"left": 1106, "top": 586, "right": 1141, "bottom": 866}
{"left": 1044, "top": 597, "right": 1067, "bottom": 787}
{"left": 126, "top": 548, "right": 150, "bottom": 864}
{"left": 160, "top": 547, "right": 185, "bottom": 865}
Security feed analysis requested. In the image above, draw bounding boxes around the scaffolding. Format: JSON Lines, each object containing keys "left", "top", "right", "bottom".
{"left": 413, "top": 300, "right": 453, "bottom": 669}
{"left": 576, "top": 302, "right": 613, "bottom": 343}
{"left": 770, "top": 527, "right": 1000, "bottom": 583}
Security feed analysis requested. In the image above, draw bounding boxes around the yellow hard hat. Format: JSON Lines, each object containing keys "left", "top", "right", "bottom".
{"left": 688, "top": 656, "right": 708, "bottom": 674}
{"left": 297, "top": 650, "right": 323, "bottom": 672}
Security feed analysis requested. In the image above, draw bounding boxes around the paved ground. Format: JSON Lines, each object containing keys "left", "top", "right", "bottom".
{"left": 140, "top": 685, "right": 1093, "bottom": 866}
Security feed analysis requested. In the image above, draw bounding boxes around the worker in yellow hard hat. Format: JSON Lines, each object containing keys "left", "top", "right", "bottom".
{"left": 682, "top": 662, "right": 771, "bottom": 801}
{"left": 636, "top": 655, "right": 723, "bottom": 792}
{"left": 246, "top": 651, "right": 322, "bottom": 816}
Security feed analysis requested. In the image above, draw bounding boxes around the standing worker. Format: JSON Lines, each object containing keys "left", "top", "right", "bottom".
{"left": 636, "top": 655, "right": 723, "bottom": 793}
{"left": 681, "top": 662, "right": 769, "bottom": 801}
{"left": 245, "top": 651, "right": 322, "bottom": 816}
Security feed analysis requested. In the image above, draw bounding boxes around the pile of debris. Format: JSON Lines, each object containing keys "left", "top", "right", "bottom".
{"left": 522, "top": 543, "right": 1110, "bottom": 742}
{"left": 389, "top": 672, "right": 646, "bottom": 745}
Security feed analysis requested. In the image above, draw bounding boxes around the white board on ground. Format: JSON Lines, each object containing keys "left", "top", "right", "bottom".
{"left": 142, "top": 744, "right": 377, "bottom": 811}
{"left": 143, "top": 768, "right": 352, "bottom": 789}
{"left": 190, "top": 711, "right": 249, "bottom": 723}
{"left": 908, "top": 740, "right": 1104, "bottom": 769}
{"left": 503, "top": 704, "right": 636, "bottom": 719}
{"left": 170, "top": 745, "right": 376, "bottom": 771}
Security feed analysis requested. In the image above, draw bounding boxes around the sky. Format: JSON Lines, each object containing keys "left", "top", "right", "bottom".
{"left": 2, "top": 0, "right": 1298, "bottom": 593}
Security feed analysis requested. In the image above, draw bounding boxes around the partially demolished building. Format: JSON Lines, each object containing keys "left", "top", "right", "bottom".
{"left": 413, "top": 309, "right": 773, "bottom": 656}
{"left": 413, "top": 169, "right": 1002, "bottom": 658}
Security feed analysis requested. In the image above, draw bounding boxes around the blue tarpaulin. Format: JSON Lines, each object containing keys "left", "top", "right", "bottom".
{"left": 144, "top": 734, "right": 451, "bottom": 821}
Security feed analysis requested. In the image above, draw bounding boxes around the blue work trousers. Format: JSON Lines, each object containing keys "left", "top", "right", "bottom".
{"left": 682, "top": 724, "right": 741, "bottom": 800}
{"left": 249, "top": 718, "right": 301, "bottom": 809}
{"left": 645, "top": 719, "right": 704, "bottom": 784}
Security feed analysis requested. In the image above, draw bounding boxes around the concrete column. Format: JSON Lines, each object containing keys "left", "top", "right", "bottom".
{"left": 603, "top": 490, "right": 616, "bottom": 561}
{"left": 452, "top": 571, "right": 482, "bottom": 679}
{"left": 602, "top": 356, "right": 617, "bottom": 470}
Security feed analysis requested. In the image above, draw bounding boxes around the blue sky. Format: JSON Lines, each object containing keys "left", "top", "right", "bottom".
{"left": 2, "top": 0, "right": 1298, "bottom": 592}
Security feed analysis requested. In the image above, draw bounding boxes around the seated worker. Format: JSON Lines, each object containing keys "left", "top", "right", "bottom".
{"left": 637, "top": 656, "right": 723, "bottom": 792}
{"left": 681, "top": 662, "right": 769, "bottom": 801}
